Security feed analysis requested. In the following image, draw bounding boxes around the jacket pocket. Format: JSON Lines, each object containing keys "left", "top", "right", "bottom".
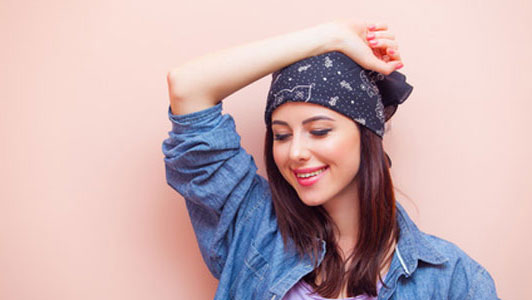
{"left": 229, "top": 242, "right": 271, "bottom": 299}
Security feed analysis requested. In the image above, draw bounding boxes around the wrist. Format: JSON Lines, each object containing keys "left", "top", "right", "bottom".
{"left": 317, "top": 20, "right": 355, "bottom": 54}
{"left": 305, "top": 21, "right": 345, "bottom": 56}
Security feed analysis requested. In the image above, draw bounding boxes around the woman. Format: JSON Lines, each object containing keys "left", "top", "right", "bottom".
{"left": 163, "top": 19, "right": 499, "bottom": 299}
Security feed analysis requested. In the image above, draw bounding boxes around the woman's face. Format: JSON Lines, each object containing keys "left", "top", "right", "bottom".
{"left": 271, "top": 102, "right": 361, "bottom": 207}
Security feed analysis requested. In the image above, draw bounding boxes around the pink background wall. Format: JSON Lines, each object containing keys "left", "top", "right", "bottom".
{"left": 1, "top": 0, "right": 531, "bottom": 299}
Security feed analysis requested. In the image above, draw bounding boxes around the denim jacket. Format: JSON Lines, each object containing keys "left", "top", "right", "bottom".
{"left": 162, "top": 102, "right": 499, "bottom": 300}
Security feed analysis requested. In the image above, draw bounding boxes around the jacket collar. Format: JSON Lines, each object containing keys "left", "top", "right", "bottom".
{"left": 394, "top": 202, "right": 448, "bottom": 277}
{"left": 269, "top": 239, "right": 326, "bottom": 297}
{"left": 269, "top": 202, "right": 448, "bottom": 297}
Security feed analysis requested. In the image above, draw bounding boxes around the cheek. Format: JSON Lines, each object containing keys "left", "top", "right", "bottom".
{"left": 272, "top": 144, "right": 286, "bottom": 169}
{"left": 272, "top": 145, "right": 294, "bottom": 183}
{"left": 272, "top": 145, "right": 280, "bottom": 165}
{"left": 320, "top": 135, "right": 360, "bottom": 169}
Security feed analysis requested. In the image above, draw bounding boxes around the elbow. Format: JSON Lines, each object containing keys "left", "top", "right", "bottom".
{"left": 166, "top": 67, "right": 219, "bottom": 115}
{"left": 166, "top": 68, "right": 185, "bottom": 101}
{"left": 166, "top": 67, "right": 208, "bottom": 101}
{"left": 166, "top": 69, "right": 190, "bottom": 115}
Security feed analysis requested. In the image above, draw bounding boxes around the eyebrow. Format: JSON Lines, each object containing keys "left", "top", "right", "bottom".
{"left": 271, "top": 115, "right": 335, "bottom": 126}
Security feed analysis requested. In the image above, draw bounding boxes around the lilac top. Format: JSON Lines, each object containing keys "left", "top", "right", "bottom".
{"left": 282, "top": 273, "right": 387, "bottom": 300}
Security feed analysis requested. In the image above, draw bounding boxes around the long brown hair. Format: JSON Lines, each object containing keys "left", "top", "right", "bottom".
{"left": 264, "top": 121, "right": 399, "bottom": 298}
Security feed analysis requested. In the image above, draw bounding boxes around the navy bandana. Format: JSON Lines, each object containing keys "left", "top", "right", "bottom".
{"left": 264, "top": 51, "right": 413, "bottom": 138}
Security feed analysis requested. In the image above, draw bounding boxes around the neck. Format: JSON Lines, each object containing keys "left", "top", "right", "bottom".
{"left": 321, "top": 179, "right": 360, "bottom": 258}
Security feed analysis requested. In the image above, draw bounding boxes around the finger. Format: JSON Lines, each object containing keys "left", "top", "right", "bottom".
{"left": 372, "top": 31, "right": 395, "bottom": 40}
{"left": 363, "top": 56, "right": 402, "bottom": 75}
{"left": 395, "top": 61, "right": 404, "bottom": 70}
{"left": 368, "top": 39, "right": 398, "bottom": 50}
{"left": 352, "top": 48, "right": 395, "bottom": 75}
{"left": 366, "top": 30, "right": 395, "bottom": 41}
{"left": 373, "top": 49, "right": 384, "bottom": 61}
{"left": 374, "top": 48, "right": 387, "bottom": 60}
{"left": 367, "top": 23, "right": 388, "bottom": 31}
{"left": 387, "top": 48, "right": 401, "bottom": 60}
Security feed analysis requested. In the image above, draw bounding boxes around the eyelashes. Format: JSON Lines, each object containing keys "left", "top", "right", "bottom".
{"left": 273, "top": 134, "right": 290, "bottom": 141}
{"left": 312, "top": 129, "right": 332, "bottom": 136}
{"left": 273, "top": 129, "right": 332, "bottom": 141}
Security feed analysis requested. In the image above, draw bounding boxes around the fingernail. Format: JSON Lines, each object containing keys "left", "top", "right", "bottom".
{"left": 388, "top": 49, "right": 395, "bottom": 55}
{"left": 395, "top": 62, "right": 403, "bottom": 69}
{"left": 369, "top": 40, "right": 378, "bottom": 46}
{"left": 366, "top": 32, "right": 375, "bottom": 40}
{"left": 368, "top": 24, "right": 376, "bottom": 30}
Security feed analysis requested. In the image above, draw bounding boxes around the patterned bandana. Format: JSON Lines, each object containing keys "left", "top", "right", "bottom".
{"left": 264, "top": 51, "right": 413, "bottom": 138}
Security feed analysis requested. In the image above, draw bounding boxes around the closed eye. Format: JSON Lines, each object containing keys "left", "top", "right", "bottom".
{"left": 273, "top": 134, "right": 290, "bottom": 141}
{"left": 311, "top": 129, "right": 332, "bottom": 136}
{"left": 273, "top": 129, "right": 332, "bottom": 141}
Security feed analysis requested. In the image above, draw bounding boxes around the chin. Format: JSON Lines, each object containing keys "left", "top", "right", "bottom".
{"left": 297, "top": 192, "right": 329, "bottom": 207}
{"left": 300, "top": 200, "right": 321, "bottom": 207}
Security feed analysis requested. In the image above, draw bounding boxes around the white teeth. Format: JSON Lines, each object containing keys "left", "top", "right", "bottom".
{"left": 296, "top": 167, "right": 326, "bottom": 178}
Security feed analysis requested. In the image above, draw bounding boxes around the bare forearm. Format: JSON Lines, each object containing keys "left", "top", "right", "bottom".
{"left": 167, "top": 23, "right": 339, "bottom": 115}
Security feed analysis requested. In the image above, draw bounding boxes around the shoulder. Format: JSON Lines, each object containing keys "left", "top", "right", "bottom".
{"left": 419, "top": 233, "right": 499, "bottom": 299}
{"left": 422, "top": 233, "right": 483, "bottom": 273}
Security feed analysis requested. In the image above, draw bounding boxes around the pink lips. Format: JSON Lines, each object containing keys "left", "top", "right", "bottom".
{"left": 293, "top": 166, "right": 328, "bottom": 187}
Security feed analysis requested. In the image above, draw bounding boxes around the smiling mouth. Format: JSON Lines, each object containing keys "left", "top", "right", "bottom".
{"left": 296, "top": 166, "right": 328, "bottom": 178}
{"left": 293, "top": 166, "right": 329, "bottom": 187}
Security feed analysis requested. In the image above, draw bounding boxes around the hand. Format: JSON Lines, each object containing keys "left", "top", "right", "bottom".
{"left": 327, "top": 19, "right": 403, "bottom": 75}
{"left": 366, "top": 23, "right": 402, "bottom": 65}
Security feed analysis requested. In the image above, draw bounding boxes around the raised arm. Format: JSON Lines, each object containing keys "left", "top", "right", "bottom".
{"left": 166, "top": 19, "right": 402, "bottom": 115}
{"left": 163, "top": 19, "right": 403, "bottom": 279}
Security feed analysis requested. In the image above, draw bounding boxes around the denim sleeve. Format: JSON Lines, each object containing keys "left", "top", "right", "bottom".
{"left": 162, "top": 102, "right": 269, "bottom": 279}
{"left": 466, "top": 265, "right": 500, "bottom": 300}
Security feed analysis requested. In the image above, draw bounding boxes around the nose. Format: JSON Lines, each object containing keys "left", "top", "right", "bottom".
{"left": 288, "top": 133, "right": 311, "bottom": 162}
